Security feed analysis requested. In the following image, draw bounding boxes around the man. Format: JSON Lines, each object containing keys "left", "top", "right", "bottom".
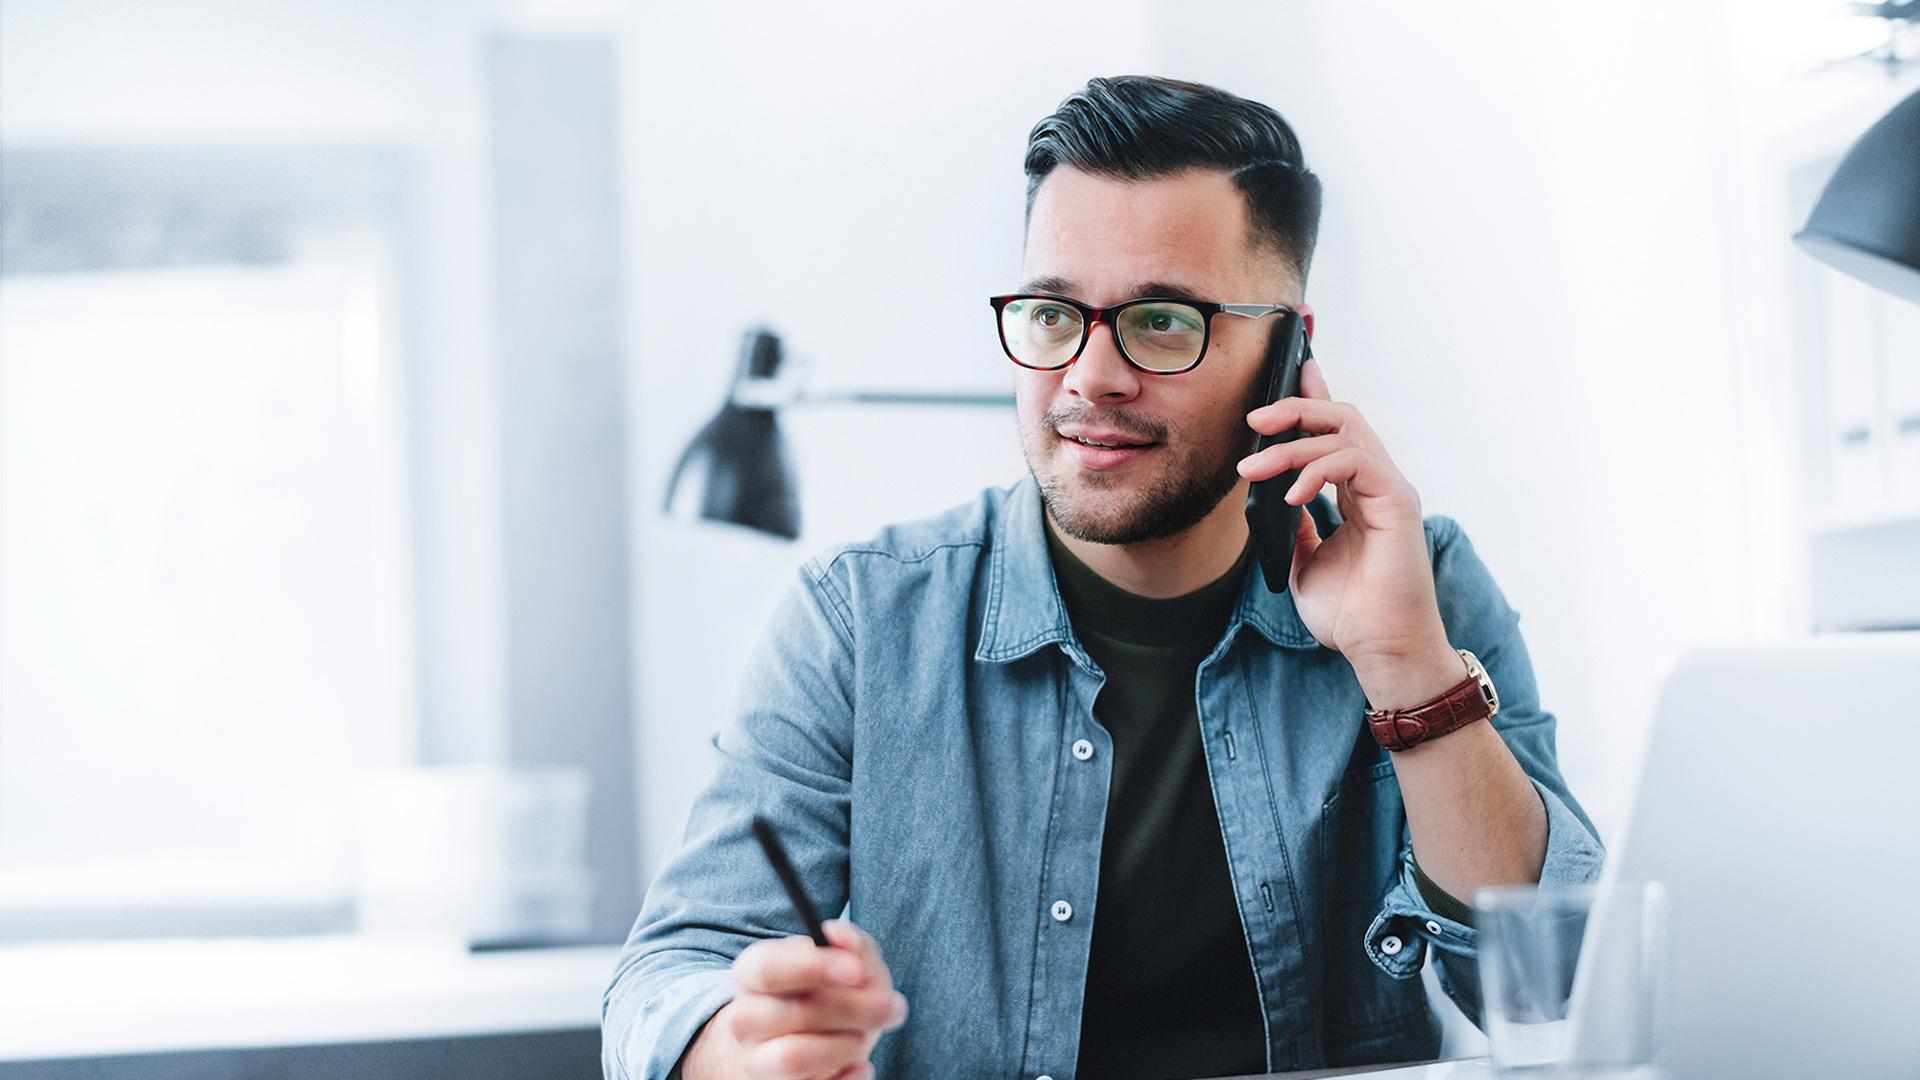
{"left": 603, "top": 75, "right": 1602, "bottom": 1080}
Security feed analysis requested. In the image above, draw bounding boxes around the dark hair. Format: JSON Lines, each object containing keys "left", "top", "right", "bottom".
{"left": 1024, "top": 75, "right": 1323, "bottom": 292}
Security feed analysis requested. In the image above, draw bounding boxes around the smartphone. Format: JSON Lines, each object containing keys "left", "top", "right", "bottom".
{"left": 1244, "top": 310, "right": 1313, "bottom": 593}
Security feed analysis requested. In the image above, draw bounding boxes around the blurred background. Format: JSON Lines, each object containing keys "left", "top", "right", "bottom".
{"left": 2, "top": 0, "right": 1916, "bottom": 1076}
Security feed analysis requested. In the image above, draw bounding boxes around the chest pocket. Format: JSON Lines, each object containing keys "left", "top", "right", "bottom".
{"left": 1315, "top": 759, "right": 1435, "bottom": 1061}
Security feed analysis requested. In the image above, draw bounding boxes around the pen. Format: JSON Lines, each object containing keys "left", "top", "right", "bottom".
{"left": 750, "top": 814, "right": 830, "bottom": 947}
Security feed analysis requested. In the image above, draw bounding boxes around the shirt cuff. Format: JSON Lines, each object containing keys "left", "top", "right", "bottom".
{"left": 1363, "top": 774, "right": 1606, "bottom": 980}
{"left": 603, "top": 963, "right": 735, "bottom": 1080}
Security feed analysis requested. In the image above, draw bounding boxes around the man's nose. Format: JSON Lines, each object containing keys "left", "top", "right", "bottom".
{"left": 1060, "top": 319, "right": 1141, "bottom": 403}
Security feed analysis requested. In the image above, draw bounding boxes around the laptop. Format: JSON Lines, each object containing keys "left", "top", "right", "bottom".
{"left": 1604, "top": 631, "right": 1920, "bottom": 1079}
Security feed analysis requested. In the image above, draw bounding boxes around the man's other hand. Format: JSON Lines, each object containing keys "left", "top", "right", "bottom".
{"left": 682, "top": 919, "right": 909, "bottom": 1080}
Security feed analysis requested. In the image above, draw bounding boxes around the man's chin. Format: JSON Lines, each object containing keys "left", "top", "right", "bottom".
{"left": 1041, "top": 476, "right": 1168, "bottom": 545}
{"left": 1046, "top": 454, "right": 1154, "bottom": 503}
{"left": 1035, "top": 457, "right": 1242, "bottom": 547}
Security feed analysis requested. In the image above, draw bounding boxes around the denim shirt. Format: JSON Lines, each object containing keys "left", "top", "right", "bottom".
{"left": 602, "top": 475, "right": 1605, "bottom": 1079}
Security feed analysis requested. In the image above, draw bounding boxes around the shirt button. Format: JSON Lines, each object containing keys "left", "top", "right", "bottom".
{"left": 1425, "top": 919, "right": 1443, "bottom": 935}
{"left": 1050, "top": 900, "right": 1073, "bottom": 922}
{"left": 1071, "top": 739, "right": 1094, "bottom": 761}
{"left": 1380, "top": 934, "right": 1404, "bottom": 956}
{"left": 1037, "top": 1076, "right": 1055, "bottom": 1080}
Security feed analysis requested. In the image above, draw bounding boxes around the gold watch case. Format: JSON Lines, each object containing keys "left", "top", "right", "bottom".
{"left": 1456, "top": 647, "right": 1500, "bottom": 719}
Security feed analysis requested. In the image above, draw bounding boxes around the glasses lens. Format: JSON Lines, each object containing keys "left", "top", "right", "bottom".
{"left": 1000, "top": 297, "right": 1084, "bottom": 369}
{"left": 1116, "top": 301, "right": 1207, "bottom": 372}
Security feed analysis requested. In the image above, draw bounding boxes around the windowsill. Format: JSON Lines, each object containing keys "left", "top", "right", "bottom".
{"left": 0, "top": 932, "right": 622, "bottom": 1062}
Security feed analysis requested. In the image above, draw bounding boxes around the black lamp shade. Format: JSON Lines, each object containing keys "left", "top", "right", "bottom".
{"left": 1794, "top": 88, "right": 1920, "bottom": 305}
{"left": 660, "top": 325, "right": 1012, "bottom": 541}
{"left": 662, "top": 402, "right": 801, "bottom": 540}
{"left": 661, "top": 327, "right": 804, "bottom": 539}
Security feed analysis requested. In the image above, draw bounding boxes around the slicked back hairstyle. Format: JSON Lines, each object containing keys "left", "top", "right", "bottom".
{"left": 1023, "top": 75, "right": 1323, "bottom": 294}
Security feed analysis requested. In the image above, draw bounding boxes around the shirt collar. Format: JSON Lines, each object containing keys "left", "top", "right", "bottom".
{"left": 974, "top": 475, "right": 1327, "bottom": 664}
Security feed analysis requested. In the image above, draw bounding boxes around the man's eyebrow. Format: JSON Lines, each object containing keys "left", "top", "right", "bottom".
{"left": 1019, "top": 274, "right": 1075, "bottom": 295}
{"left": 1132, "top": 280, "right": 1209, "bottom": 302}
{"left": 1016, "top": 276, "right": 1211, "bottom": 302}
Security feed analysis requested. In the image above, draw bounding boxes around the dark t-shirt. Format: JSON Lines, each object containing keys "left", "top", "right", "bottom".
{"left": 1047, "top": 519, "right": 1477, "bottom": 1080}
{"left": 1046, "top": 520, "right": 1270, "bottom": 1080}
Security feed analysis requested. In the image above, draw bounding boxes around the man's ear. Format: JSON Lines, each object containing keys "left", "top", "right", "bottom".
{"left": 1296, "top": 301, "right": 1315, "bottom": 341}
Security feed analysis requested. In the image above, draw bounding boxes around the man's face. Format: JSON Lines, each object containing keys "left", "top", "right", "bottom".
{"left": 1015, "top": 163, "right": 1298, "bottom": 546}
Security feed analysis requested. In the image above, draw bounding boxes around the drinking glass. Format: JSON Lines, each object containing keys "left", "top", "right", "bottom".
{"left": 1473, "top": 881, "right": 1670, "bottom": 1080}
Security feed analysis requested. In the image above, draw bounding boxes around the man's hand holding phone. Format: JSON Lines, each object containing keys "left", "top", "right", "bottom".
{"left": 1238, "top": 355, "right": 1461, "bottom": 708}
{"left": 681, "top": 919, "right": 909, "bottom": 1080}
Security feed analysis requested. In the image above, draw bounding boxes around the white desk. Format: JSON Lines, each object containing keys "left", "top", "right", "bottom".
{"left": 1245, "top": 1059, "right": 1492, "bottom": 1079}
{"left": 1305, "top": 1060, "right": 1491, "bottom": 1079}
{"left": 1, "top": 938, "right": 1495, "bottom": 1077}
{"left": 0, "top": 933, "right": 621, "bottom": 1061}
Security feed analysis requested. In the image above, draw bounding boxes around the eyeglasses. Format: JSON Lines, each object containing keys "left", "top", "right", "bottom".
{"left": 987, "top": 293, "right": 1312, "bottom": 375}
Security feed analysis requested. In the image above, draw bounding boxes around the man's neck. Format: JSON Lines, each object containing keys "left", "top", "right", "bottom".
{"left": 1045, "top": 489, "right": 1253, "bottom": 599}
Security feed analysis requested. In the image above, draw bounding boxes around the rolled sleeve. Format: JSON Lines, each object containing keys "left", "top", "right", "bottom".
{"left": 602, "top": 960, "right": 734, "bottom": 1080}
{"left": 1361, "top": 516, "right": 1608, "bottom": 1029}
{"left": 601, "top": 556, "right": 859, "bottom": 1079}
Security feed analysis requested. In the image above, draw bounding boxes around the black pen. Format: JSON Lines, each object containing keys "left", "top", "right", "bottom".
{"left": 750, "top": 814, "right": 830, "bottom": 947}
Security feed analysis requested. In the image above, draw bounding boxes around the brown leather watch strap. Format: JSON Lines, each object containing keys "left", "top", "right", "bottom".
{"left": 1365, "top": 649, "right": 1498, "bottom": 752}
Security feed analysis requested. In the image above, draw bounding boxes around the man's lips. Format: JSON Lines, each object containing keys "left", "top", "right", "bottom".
{"left": 1056, "top": 429, "right": 1159, "bottom": 470}
{"left": 1056, "top": 427, "right": 1157, "bottom": 449}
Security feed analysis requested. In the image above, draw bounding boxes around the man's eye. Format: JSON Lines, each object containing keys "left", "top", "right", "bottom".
{"left": 1034, "top": 307, "right": 1067, "bottom": 326}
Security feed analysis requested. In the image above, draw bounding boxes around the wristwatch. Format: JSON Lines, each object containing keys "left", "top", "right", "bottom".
{"left": 1365, "top": 648, "right": 1500, "bottom": 752}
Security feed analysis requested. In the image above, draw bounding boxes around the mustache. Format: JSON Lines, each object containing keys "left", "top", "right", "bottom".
{"left": 1044, "top": 405, "right": 1169, "bottom": 443}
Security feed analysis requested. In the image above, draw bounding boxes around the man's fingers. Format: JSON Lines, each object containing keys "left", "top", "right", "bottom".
{"left": 1291, "top": 501, "right": 1323, "bottom": 589}
{"left": 726, "top": 984, "right": 907, "bottom": 1043}
{"left": 1284, "top": 446, "right": 1400, "bottom": 505}
{"left": 1296, "top": 502, "right": 1321, "bottom": 541}
{"left": 730, "top": 923, "right": 906, "bottom": 1058}
{"left": 1299, "top": 355, "right": 1333, "bottom": 400}
{"left": 1246, "top": 395, "right": 1369, "bottom": 441}
{"left": 740, "top": 1030, "right": 866, "bottom": 1080}
{"left": 821, "top": 920, "right": 893, "bottom": 991}
{"left": 1237, "top": 432, "right": 1349, "bottom": 482}
{"left": 735, "top": 936, "right": 865, "bottom": 996}
{"left": 821, "top": 921, "right": 872, "bottom": 966}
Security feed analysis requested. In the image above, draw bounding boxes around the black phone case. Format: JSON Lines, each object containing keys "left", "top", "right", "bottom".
{"left": 1245, "top": 311, "right": 1311, "bottom": 593}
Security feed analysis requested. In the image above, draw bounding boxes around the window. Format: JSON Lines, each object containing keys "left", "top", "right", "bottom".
{"left": 0, "top": 256, "right": 417, "bottom": 937}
